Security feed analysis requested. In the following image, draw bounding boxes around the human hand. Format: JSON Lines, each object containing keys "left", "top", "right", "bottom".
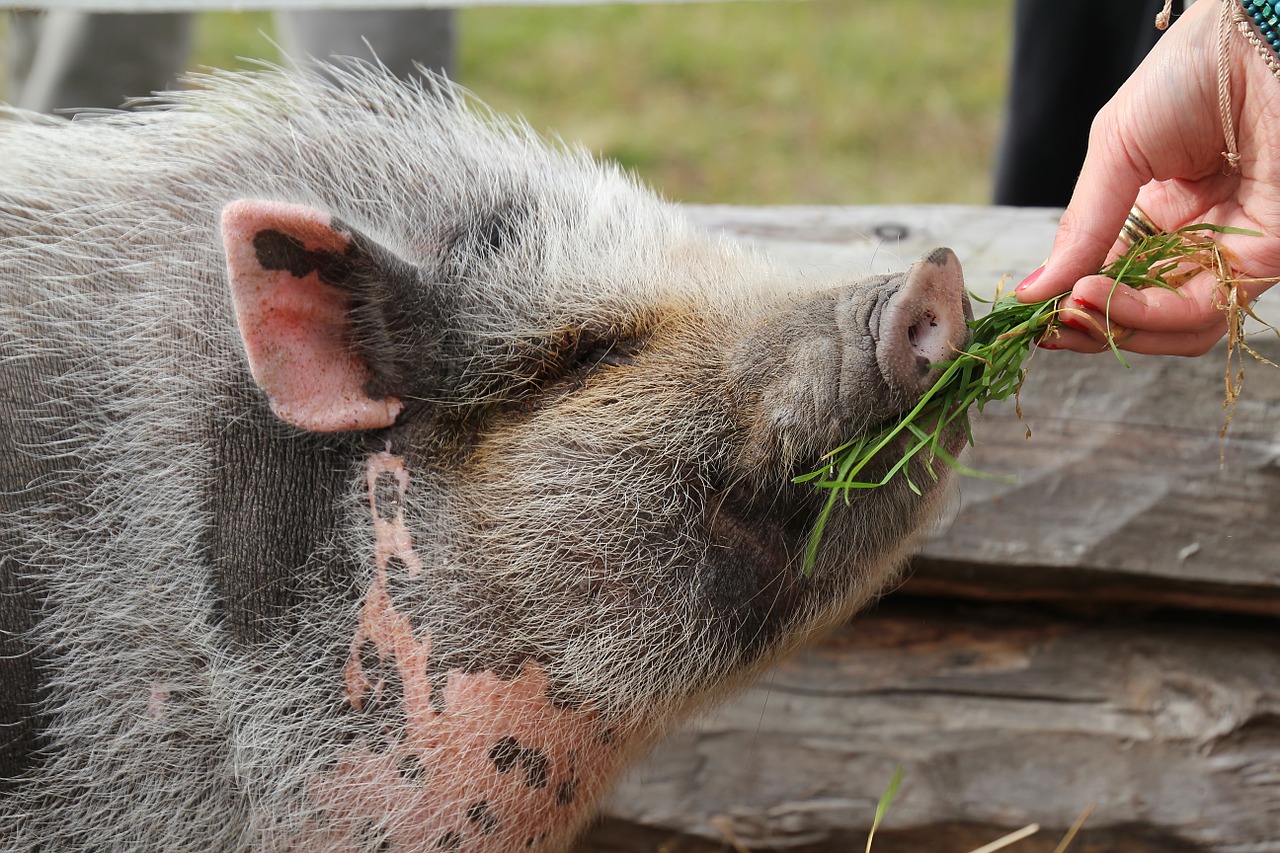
{"left": 1015, "top": 0, "right": 1280, "bottom": 355}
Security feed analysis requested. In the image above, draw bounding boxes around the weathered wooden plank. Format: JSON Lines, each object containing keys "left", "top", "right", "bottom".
{"left": 910, "top": 340, "right": 1280, "bottom": 614}
{"left": 684, "top": 203, "right": 1060, "bottom": 303}
{"left": 686, "top": 204, "right": 1280, "bottom": 607}
{"left": 586, "top": 598, "right": 1280, "bottom": 852}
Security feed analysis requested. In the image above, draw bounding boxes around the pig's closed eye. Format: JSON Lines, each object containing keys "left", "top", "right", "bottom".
{"left": 561, "top": 337, "right": 644, "bottom": 384}
{"left": 570, "top": 339, "right": 639, "bottom": 372}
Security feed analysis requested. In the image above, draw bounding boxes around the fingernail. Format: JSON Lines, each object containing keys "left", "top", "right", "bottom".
{"left": 1015, "top": 266, "right": 1045, "bottom": 293}
{"left": 1058, "top": 311, "right": 1091, "bottom": 334}
{"left": 1070, "top": 295, "right": 1102, "bottom": 313}
{"left": 1036, "top": 339, "right": 1063, "bottom": 350}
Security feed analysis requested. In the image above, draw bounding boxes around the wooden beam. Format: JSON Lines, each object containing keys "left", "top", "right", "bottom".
{"left": 585, "top": 598, "right": 1280, "bottom": 852}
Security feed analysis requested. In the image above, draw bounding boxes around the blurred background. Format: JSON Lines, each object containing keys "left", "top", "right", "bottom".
{"left": 1, "top": 0, "right": 1014, "bottom": 206}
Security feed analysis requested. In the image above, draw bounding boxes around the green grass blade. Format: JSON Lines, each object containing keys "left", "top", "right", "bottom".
{"left": 865, "top": 766, "right": 904, "bottom": 853}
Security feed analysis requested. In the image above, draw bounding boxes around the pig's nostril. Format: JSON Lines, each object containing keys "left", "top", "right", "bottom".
{"left": 907, "top": 313, "right": 937, "bottom": 352}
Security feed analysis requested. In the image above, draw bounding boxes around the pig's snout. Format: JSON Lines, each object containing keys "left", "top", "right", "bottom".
{"left": 875, "top": 248, "right": 972, "bottom": 397}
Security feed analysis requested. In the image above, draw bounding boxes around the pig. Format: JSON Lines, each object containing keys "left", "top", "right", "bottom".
{"left": 0, "top": 62, "right": 971, "bottom": 852}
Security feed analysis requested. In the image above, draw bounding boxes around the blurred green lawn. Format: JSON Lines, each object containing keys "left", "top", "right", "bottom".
{"left": 14, "top": 1, "right": 1016, "bottom": 205}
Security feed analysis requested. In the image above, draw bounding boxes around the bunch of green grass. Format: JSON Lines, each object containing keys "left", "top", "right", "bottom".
{"left": 797, "top": 223, "right": 1259, "bottom": 573}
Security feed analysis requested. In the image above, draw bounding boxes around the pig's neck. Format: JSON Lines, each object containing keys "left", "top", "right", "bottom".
{"left": 296, "top": 449, "right": 645, "bottom": 852}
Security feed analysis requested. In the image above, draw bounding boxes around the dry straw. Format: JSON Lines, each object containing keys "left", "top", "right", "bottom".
{"left": 798, "top": 223, "right": 1273, "bottom": 573}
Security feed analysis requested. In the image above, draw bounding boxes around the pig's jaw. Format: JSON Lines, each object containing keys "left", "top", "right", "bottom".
{"left": 293, "top": 450, "right": 642, "bottom": 851}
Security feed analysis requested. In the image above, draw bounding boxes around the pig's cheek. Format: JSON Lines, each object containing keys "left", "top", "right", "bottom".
{"left": 307, "top": 604, "right": 632, "bottom": 848}
{"left": 294, "top": 451, "right": 636, "bottom": 849}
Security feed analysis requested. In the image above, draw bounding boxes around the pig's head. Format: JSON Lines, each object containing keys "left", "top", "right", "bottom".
{"left": 209, "top": 66, "right": 972, "bottom": 850}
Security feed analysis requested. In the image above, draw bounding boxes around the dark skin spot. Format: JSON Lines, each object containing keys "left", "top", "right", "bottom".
{"left": 367, "top": 727, "right": 396, "bottom": 755}
{"left": 435, "top": 831, "right": 462, "bottom": 851}
{"left": 357, "top": 642, "right": 404, "bottom": 722}
{"left": 251, "top": 229, "right": 356, "bottom": 284}
{"left": 398, "top": 752, "right": 425, "bottom": 782}
{"left": 489, "top": 736, "right": 521, "bottom": 773}
{"left": 556, "top": 779, "right": 578, "bottom": 807}
{"left": 488, "top": 736, "right": 549, "bottom": 789}
{"left": 466, "top": 800, "right": 500, "bottom": 835}
{"left": 356, "top": 820, "right": 389, "bottom": 851}
{"left": 479, "top": 212, "right": 514, "bottom": 256}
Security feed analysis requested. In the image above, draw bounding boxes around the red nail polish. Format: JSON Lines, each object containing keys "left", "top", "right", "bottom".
{"left": 1058, "top": 312, "right": 1091, "bottom": 333}
{"left": 1070, "top": 295, "right": 1101, "bottom": 313}
{"left": 1015, "top": 266, "right": 1045, "bottom": 292}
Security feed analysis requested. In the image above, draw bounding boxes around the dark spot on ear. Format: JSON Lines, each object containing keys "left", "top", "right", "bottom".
{"left": 374, "top": 472, "right": 402, "bottom": 522}
{"left": 385, "top": 555, "right": 409, "bottom": 576}
{"left": 555, "top": 778, "right": 579, "bottom": 807}
{"left": 466, "top": 800, "right": 500, "bottom": 835}
{"left": 251, "top": 228, "right": 359, "bottom": 293}
{"left": 253, "top": 230, "right": 319, "bottom": 278}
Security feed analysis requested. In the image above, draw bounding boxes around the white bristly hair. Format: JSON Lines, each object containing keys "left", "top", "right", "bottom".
{"left": 0, "top": 61, "right": 958, "bottom": 851}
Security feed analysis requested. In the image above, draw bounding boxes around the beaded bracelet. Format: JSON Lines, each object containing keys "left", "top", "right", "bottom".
{"left": 1242, "top": 1, "right": 1280, "bottom": 57}
{"left": 1235, "top": 0, "right": 1280, "bottom": 82}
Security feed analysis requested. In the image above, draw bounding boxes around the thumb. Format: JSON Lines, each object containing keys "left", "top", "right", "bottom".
{"left": 1016, "top": 126, "right": 1148, "bottom": 302}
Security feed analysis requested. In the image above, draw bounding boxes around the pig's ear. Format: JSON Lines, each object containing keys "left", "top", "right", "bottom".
{"left": 221, "top": 199, "right": 420, "bottom": 433}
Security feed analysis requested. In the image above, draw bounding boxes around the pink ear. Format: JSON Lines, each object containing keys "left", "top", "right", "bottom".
{"left": 221, "top": 200, "right": 403, "bottom": 432}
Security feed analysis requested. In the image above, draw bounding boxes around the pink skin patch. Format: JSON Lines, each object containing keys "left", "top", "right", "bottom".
{"left": 221, "top": 200, "right": 403, "bottom": 433}
{"left": 295, "top": 452, "right": 639, "bottom": 851}
{"left": 145, "top": 685, "right": 170, "bottom": 720}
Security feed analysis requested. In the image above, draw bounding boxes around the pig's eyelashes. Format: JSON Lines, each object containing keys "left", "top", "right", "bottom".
{"left": 567, "top": 339, "right": 640, "bottom": 374}
{"left": 541, "top": 335, "right": 646, "bottom": 399}
{"left": 546, "top": 333, "right": 645, "bottom": 385}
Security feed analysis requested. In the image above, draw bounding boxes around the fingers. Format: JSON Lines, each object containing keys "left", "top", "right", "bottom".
{"left": 1070, "top": 274, "right": 1228, "bottom": 334}
{"left": 1039, "top": 320, "right": 1227, "bottom": 357}
{"left": 1040, "top": 272, "right": 1235, "bottom": 357}
{"left": 1015, "top": 0, "right": 1226, "bottom": 307}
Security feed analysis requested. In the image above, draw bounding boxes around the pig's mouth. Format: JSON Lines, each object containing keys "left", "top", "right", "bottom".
{"left": 697, "top": 480, "right": 817, "bottom": 658}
